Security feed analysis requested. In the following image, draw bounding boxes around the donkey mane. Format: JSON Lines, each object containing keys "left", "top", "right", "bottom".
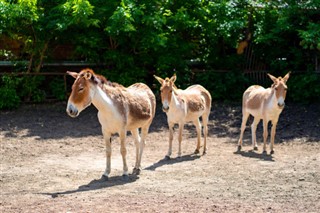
{"left": 105, "top": 80, "right": 125, "bottom": 89}
{"left": 87, "top": 70, "right": 125, "bottom": 89}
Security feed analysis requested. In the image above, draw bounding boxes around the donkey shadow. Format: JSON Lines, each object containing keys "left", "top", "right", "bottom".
{"left": 145, "top": 154, "right": 201, "bottom": 171}
{"left": 234, "top": 149, "right": 274, "bottom": 162}
{"left": 41, "top": 175, "right": 139, "bottom": 198}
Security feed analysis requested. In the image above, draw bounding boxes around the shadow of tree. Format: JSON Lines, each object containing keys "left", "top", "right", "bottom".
{"left": 1, "top": 102, "right": 319, "bottom": 142}
{"left": 0, "top": 102, "right": 101, "bottom": 139}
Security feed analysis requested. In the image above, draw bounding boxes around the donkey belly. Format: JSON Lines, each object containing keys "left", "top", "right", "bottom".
{"left": 185, "top": 110, "right": 204, "bottom": 122}
{"left": 246, "top": 108, "right": 263, "bottom": 119}
{"left": 127, "top": 118, "right": 152, "bottom": 130}
{"left": 98, "top": 112, "right": 124, "bottom": 134}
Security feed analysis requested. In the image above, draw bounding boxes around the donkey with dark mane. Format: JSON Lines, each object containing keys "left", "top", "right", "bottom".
{"left": 66, "top": 68, "right": 156, "bottom": 180}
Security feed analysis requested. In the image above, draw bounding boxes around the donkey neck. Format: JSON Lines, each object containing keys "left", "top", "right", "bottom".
{"left": 264, "top": 87, "right": 282, "bottom": 112}
{"left": 169, "top": 91, "right": 184, "bottom": 111}
{"left": 92, "top": 84, "right": 124, "bottom": 116}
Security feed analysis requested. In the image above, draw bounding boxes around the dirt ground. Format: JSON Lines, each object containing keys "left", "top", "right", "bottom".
{"left": 1, "top": 102, "right": 319, "bottom": 213}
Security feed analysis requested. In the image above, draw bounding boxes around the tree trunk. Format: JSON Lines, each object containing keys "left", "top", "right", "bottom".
{"left": 35, "top": 41, "right": 49, "bottom": 73}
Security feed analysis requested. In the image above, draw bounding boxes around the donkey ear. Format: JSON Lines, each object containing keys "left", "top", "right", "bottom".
{"left": 66, "top": 71, "right": 78, "bottom": 79}
{"left": 84, "top": 71, "right": 92, "bottom": 80}
{"left": 154, "top": 75, "right": 164, "bottom": 85}
{"left": 283, "top": 71, "right": 291, "bottom": 83}
{"left": 267, "top": 73, "right": 278, "bottom": 83}
{"left": 170, "top": 74, "right": 177, "bottom": 83}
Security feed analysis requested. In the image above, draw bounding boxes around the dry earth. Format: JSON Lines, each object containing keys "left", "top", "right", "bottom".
{"left": 0, "top": 102, "right": 319, "bottom": 212}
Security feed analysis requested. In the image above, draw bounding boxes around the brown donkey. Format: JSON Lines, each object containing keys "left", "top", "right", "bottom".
{"left": 154, "top": 74, "right": 212, "bottom": 158}
{"left": 66, "top": 69, "right": 156, "bottom": 180}
{"left": 238, "top": 72, "right": 291, "bottom": 154}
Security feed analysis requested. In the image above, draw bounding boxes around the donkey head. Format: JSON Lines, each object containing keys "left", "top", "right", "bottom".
{"left": 154, "top": 74, "right": 177, "bottom": 112}
{"left": 66, "top": 69, "right": 97, "bottom": 117}
{"left": 267, "top": 72, "right": 291, "bottom": 109}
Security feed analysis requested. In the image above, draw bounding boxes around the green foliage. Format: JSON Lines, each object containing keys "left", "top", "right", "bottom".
{"left": 49, "top": 77, "right": 66, "bottom": 101}
{"left": 253, "top": 0, "right": 320, "bottom": 71}
{"left": 194, "top": 71, "right": 250, "bottom": 101}
{"left": 0, "top": 75, "right": 21, "bottom": 109}
{"left": 299, "top": 23, "right": 320, "bottom": 50}
{"left": 99, "top": 67, "right": 147, "bottom": 87}
{"left": 287, "top": 73, "right": 320, "bottom": 103}
{"left": 19, "top": 76, "right": 46, "bottom": 102}
{"left": 1, "top": 0, "right": 320, "bottom": 106}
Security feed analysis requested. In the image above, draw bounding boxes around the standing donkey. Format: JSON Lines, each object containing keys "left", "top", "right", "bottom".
{"left": 66, "top": 68, "right": 156, "bottom": 180}
{"left": 154, "top": 74, "right": 212, "bottom": 158}
{"left": 238, "top": 72, "right": 291, "bottom": 154}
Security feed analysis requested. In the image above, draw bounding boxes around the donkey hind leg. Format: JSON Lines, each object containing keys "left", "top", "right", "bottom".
{"left": 135, "top": 125, "right": 150, "bottom": 175}
{"left": 202, "top": 112, "right": 210, "bottom": 155}
{"left": 177, "top": 122, "right": 185, "bottom": 158}
{"left": 131, "top": 128, "right": 141, "bottom": 175}
{"left": 262, "top": 119, "right": 269, "bottom": 154}
{"left": 238, "top": 112, "right": 249, "bottom": 151}
{"left": 251, "top": 117, "right": 260, "bottom": 151}
{"left": 193, "top": 118, "right": 202, "bottom": 155}
{"left": 119, "top": 129, "right": 129, "bottom": 180}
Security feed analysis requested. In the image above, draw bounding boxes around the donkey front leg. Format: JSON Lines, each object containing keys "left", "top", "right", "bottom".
{"left": 270, "top": 120, "right": 278, "bottom": 155}
{"left": 166, "top": 122, "right": 174, "bottom": 159}
{"left": 102, "top": 131, "right": 112, "bottom": 180}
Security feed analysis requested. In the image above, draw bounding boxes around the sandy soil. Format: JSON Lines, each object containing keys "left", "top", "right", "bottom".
{"left": 0, "top": 102, "right": 319, "bottom": 212}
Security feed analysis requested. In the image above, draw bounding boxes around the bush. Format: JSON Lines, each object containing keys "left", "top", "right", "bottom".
{"left": 49, "top": 77, "right": 66, "bottom": 101}
{"left": 0, "top": 74, "right": 48, "bottom": 110}
{"left": 0, "top": 75, "right": 21, "bottom": 109}
{"left": 18, "top": 76, "right": 46, "bottom": 102}
{"left": 287, "top": 72, "right": 320, "bottom": 103}
{"left": 194, "top": 70, "right": 250, "bottom": 101}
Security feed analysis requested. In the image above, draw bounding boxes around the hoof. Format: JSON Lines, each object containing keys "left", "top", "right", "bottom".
{"left": 203, "top": 150, "right": 207, "bottom": 155}
{"left": 194, "top": 149, "right": 200, "bottom": 154}
{"left": 270, "top": 150, "right": 274, "bottom": 155}
{"left": 262, "top": 150, "right": 267, "bottom": 155}
{"left": 164, "top": 155, "right": 171, "bottom": 160}
{"left": 237, "top": 145, "right": 242, "bottom": 152}
{"left": 253, "top": 146, "right": 258, "bottom": 151}
{"left": 122, "top": 174, "right": 129, "bottom": 181}
{"left": 132, "top": 168, "right": 141, "bottom": 175}
{"left": 101, "top": 175, "right": 109, "bottom": 181}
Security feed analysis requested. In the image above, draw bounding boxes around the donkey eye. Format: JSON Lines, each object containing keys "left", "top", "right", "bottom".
{"left": 78, "top": 87, "right": 84, "bottom": 92}
{"left": 275, "top": 88, "right": 278, "bottom": 91}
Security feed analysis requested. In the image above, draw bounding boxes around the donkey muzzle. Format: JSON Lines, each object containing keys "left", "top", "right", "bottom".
{"left": 67, "top": 104, "right": 79, "bottom": 118}
{"left": 277, "top": 102, "right": 285, "bottom": 109}
{"left": 162, "top": 105, "right": 169, "bottom": 112}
